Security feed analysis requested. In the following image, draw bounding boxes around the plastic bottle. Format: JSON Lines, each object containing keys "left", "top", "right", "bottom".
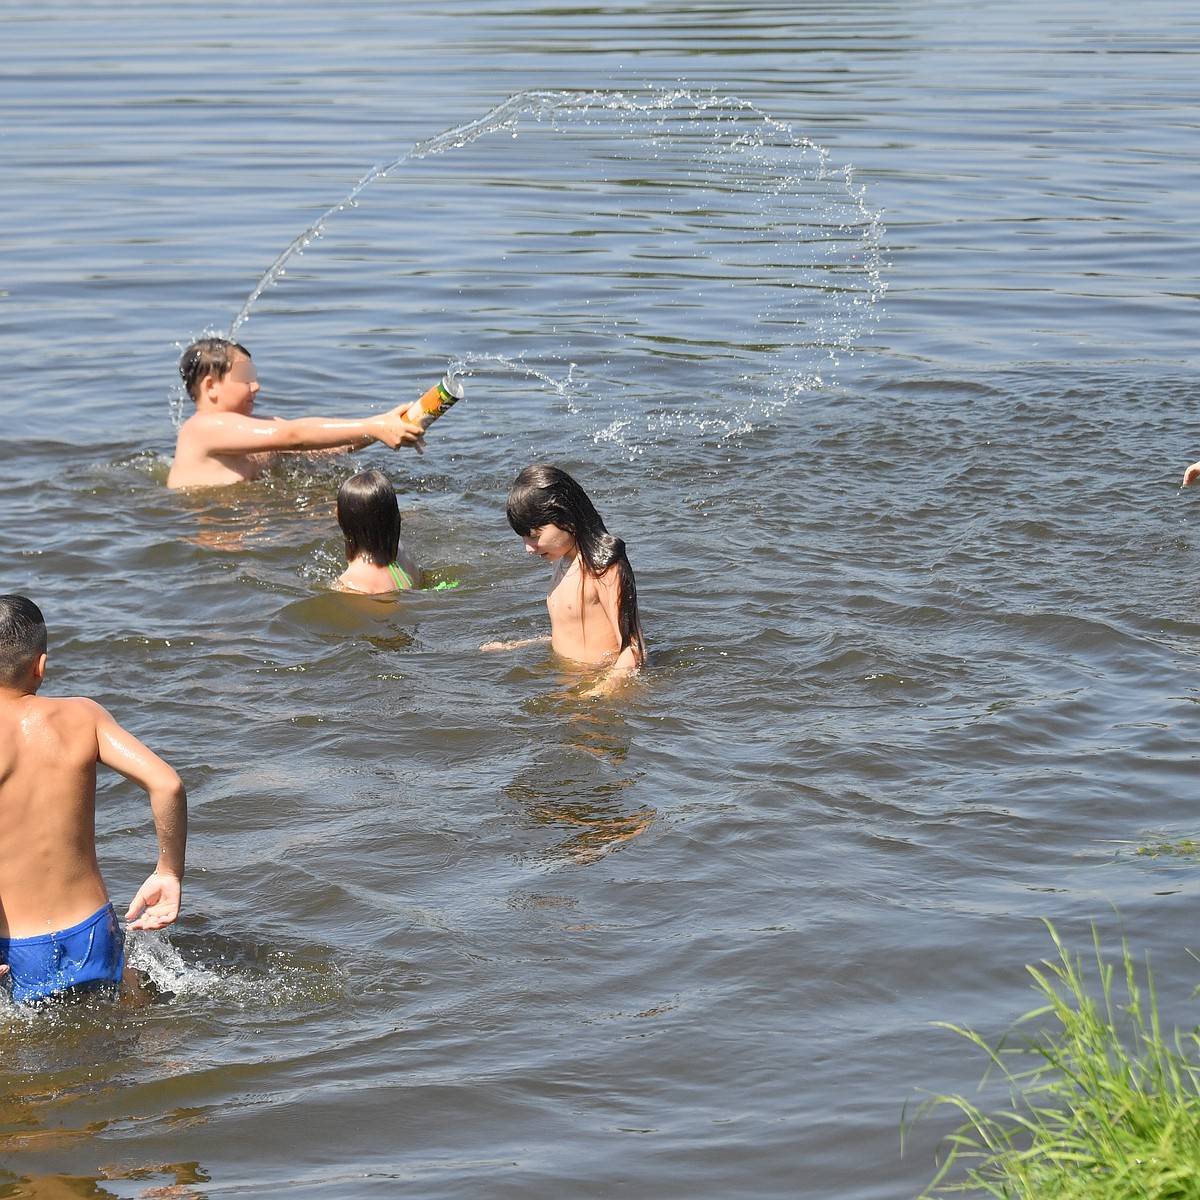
{"left": 403, "top": 374, "right": 464, "bottom": 429}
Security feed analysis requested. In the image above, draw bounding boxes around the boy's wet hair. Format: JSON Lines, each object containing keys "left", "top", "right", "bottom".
{"left": 0, "top": 595, "right": 47, "bottom": 686}
{"left": 179, "top": 337, "right": 251, "bottom": 402}
{"left": 506, "top": 464, "right": 645, "bottom": 663}
{"left": 337, "top": 469, "right": 401, "bottom": 568}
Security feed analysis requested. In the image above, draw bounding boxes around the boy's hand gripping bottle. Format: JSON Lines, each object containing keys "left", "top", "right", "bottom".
{"left": 403, "top": 374, "right": 464, "bottom": 429}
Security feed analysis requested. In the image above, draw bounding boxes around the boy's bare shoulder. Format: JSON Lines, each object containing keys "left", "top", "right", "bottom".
{"left": 178, "top": 408, "right": 284, "bottom": 437}
{"left": 4, "top": 693, "right": 109, "bottom": 733}
{"left": 20, "top": 693, "right": 108, "bottom": 726}
{"left": 0, "top": 695, "right": 108, "bottom": 770}
{"left": 176, "top": 408, "right": 266, "bottom": 442}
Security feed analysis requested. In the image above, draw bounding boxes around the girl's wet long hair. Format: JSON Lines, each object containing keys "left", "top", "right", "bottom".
{"left": 337, "top": 469, "right": 401, "bottom": 567}
{"left": 506, "top": 464, "right": 645, "bottom": 664}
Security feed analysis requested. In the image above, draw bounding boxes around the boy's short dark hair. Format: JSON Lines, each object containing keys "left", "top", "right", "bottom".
{"left": 179, "top": 337, "right": 251, "bottom": 402}
{"left": 0, "top": 595, "right": 48, "bottom": 685}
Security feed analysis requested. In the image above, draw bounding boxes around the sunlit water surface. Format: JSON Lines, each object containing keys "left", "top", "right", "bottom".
{"left": 2, "top": 3, "right": 1199, "bottom": 1198}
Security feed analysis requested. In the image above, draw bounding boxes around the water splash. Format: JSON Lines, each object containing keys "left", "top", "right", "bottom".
{"left": 126, "top": 928, "right": 221, "bottom": 999}
{"left": 228, "top": 87, "right": 886, "bottom": 445}
{"left": 445, "top": 351, "right": 579, "bottom": 397}
{"left": 126, "top": 928, "right": 344, "bottom": 1009}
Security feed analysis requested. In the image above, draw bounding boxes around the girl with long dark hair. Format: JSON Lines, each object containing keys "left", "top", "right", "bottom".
{"left": 333, "top": 469, "right": 419, "bottom": 594}
{"left": 487, "top": 464, "right": 646, "bottom": 684}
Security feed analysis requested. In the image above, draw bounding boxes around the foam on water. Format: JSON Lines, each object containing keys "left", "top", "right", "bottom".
{"left": 124, "top": 929, "right": 221, "bottom": 1001}
{"left": 125, "top": 929, "right": 345, "bottom": 1010}
{"left": 0, "top": 931, "right": 339, "bottom": 1026}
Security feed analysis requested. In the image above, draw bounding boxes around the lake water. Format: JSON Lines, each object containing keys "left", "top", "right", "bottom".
{"left": 2, "top": 3, "right": 1199, "bottom": 1197}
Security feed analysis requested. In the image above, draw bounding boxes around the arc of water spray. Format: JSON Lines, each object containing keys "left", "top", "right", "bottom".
{"left": 230, "top": 90, "right": 588, "bottom": 337}
{"left": 227, "top": 87, "right": 830, "bottom": 339}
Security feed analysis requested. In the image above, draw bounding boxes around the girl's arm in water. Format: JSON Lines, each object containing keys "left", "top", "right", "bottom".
{"left": 480, "top": 636, "right": 551, "bottom": 652}
{"left": 578, "top": 566, "right": 644, "bottom": 696}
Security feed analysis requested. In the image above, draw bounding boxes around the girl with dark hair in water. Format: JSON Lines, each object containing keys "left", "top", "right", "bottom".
{"left": 333, "top": 469, "right": 419, "bottom": 594}
{"left": 485, "top": 464, "right": 646, "bottom": 687}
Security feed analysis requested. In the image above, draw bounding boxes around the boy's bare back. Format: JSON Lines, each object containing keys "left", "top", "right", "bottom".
{"left": 0, "top": 596, "right": 185, "bottom": 1006}
{"left": 0, "top": 694, "right": 110, "bottom": 936}
{"left": 2, "top": 695, "right": 136, "bottom": 937}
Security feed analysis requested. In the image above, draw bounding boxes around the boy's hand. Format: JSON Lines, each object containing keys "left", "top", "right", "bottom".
{"left": 126, "top": 872, "right": 183, "bottom": 930}
{"left": 375, "top": 407, "right": 427, "bottom": 452}
{"left": 1184, "top": 461, "right": 1200, "bottom": 487}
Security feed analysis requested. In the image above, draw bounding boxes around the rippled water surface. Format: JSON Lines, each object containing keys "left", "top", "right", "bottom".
{"left": 2, "top": 3, "right": 1199, "bottom": 1197}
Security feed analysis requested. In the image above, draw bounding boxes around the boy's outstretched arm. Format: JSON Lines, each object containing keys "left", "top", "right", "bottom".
{"left": 89, "top": 700, "right": 188, "bottom": 930}
{"left": 269, "top": 405, "right": 427, "bottom": 452}
{"left": 188, "top": 406, "right": 426, "bottom": 457}
{"left": 1183, "top": 460, "right": 1200, "bottom": 487}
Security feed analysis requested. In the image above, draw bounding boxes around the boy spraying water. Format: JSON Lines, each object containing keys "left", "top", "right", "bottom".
{"left": 168, "top": 337, "right": 427, "bottom": 489}
{"left": 0, "top": 596, "right": 186, "bottom": 1004}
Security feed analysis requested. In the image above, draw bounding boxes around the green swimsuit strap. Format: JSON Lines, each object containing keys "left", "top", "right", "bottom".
{"left": 387, "top": 562, "right": 413, "bottom": 590}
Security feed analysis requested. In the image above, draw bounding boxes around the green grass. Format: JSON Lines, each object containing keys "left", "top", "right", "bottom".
{"left": 910, "top": 922, "right": 1200, "bottom": 1199}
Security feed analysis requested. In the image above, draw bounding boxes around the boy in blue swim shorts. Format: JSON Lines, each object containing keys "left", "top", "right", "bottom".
{"left": 0, "top": 904, "right": 126, "bottom": 1005}
{"left": 0, "top": 596, "right": 187, "bottom": 1005}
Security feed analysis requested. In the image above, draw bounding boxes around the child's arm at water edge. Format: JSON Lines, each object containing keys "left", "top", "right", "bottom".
{"left": 480, "top": 635, "right": 552, "bottom": 652}
{"left": 91, "top": 700, "right": 188, "bottom": 929}
{"left": 578, "top": 568, "right": 645, "bottom": 696}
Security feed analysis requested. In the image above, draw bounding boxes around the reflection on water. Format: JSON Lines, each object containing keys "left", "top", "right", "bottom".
{"left": 174, "top": 459, "right": 344, "bottom": 554}
{"left": 0, "top": 994, "right": 205, "bottom": 1193}
{"left": 179, "top": 507, "right": 265, "bottom": 555}
{"left": 507, "top": 678, "right": 656, "bottom": 865}
{"left": 524, "top": 799, "right": 656, "bottom": 866}
{"left": 0, "top": 1163, "right": 210, "bottom": 1199}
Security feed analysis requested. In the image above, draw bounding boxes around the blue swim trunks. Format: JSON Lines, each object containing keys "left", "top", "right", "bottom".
{"left": 0, "top": 903, "right": 125, "bottom": 1004}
